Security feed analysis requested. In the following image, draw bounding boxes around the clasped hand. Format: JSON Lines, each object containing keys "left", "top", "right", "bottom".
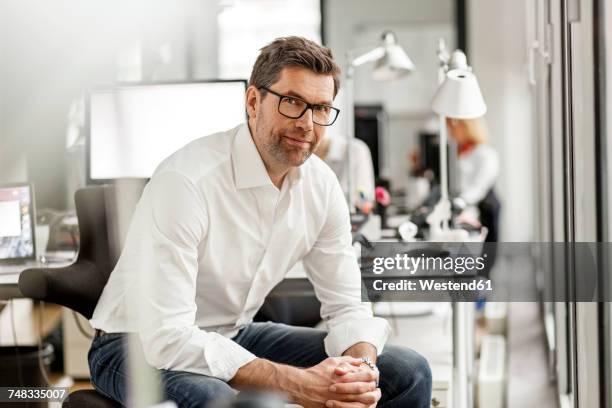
{"left": 296, "top": 356, "right": 381, "bottom": 408}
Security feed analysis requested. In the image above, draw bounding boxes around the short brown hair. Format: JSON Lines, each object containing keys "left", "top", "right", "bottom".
{"left": 249, "top": 36, "right": 341, "bottom": 98}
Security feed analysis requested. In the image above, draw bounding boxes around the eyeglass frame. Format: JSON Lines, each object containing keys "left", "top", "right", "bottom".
{"left": 258, "top": 86, "right": 341, "bottom": 126}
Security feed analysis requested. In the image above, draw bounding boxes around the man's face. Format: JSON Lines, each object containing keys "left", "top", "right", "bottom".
{"left": 247, "top": 66, "right": 335, "bottom": 169}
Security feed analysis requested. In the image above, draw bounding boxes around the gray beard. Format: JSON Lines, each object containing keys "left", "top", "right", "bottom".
{"left": 267, "top": 135, "right": 312, "bottom": 166}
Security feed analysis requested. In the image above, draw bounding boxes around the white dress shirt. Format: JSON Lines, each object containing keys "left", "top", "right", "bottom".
{"left": 324, "top": 136, "right": 376, "bottom": 206}
{"left": 90, "top": 123, "right": 390, "bottom": 381}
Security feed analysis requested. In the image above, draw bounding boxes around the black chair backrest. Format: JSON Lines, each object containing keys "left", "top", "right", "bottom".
{"left": 78, "top": 185, "right": 116, "bottom": 287}
{"left": 19, "top": 181, "right": 145, "bottom": 319}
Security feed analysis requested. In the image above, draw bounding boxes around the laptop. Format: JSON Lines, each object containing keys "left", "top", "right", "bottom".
{"left": 0, "top": 182, "right": 41, "bottom": 274}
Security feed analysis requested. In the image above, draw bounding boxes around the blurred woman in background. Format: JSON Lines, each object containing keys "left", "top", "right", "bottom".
{"left": 447, "top": 116, "right": 500, "bottom": 242}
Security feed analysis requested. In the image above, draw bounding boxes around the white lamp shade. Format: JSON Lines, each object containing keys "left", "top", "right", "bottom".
{"left": 431, "top": 69, "right": 487, "bottom": 119}
{"left": 372, "top": 44, "right": 415, "bottom": 80}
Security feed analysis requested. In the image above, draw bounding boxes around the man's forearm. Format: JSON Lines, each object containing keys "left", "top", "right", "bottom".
{"left": 342, "top": 342, "right": 378, "bottom": 363}
{"left": 229, "top": 358, "right": 302, "bottom": 396}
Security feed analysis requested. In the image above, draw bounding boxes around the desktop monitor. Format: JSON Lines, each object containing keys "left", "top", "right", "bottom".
{"left": 418, "top": 131, "right": 459, "bottom": 196}
{"left": 87, "top": 80, "right": 247, "bottom": 182}
{"left": 354, "top": 105, "right": 385, "bottom": 178}
{"left": 0, "top": 183, "right": 36, "bottom": 262}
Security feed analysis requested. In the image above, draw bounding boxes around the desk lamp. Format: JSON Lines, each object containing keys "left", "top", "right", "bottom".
{"left": 427, "top": 40, "right": 486, "bottom": 240}
{"left": 427, "top": 41, "right": 487, "bottom": 408}
{"left": 345, "top": 31, "right": 415, "bottom": 212}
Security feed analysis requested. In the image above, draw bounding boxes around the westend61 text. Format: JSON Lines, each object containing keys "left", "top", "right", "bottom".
{"left": 372, "top": 279, "right": 493, "bottom": 292}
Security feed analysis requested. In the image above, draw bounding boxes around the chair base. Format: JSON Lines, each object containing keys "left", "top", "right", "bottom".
{"left": 62, "top": 389, "right": 121, "bottom": 408}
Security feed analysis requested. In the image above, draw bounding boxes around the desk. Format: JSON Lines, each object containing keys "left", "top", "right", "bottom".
{"left": 0, "top": 272, "right": 22, "bottom": 299}
{"left": 0, "top": 252, "right": 76, "bottom": 338}
{"left": 0, "top": 252, "right": 90, "bottom": 380}
{"left": 0, "top": 251, "right": 75, "bottom": 300}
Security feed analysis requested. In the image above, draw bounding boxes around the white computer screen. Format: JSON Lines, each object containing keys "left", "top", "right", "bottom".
{"left": 89, "top": 81, "right": 246, "bottom": 180}
{"left": 0, "top": 184, "right": 35, "bottom": 261}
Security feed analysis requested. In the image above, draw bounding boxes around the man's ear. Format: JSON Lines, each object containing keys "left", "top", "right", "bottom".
{"left": 245, "top": 85, "right": 260, "bottom": 120}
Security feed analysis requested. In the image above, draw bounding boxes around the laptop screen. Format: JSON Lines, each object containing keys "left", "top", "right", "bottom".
{"left": 0, "top": 184, "right": 35, "bottom": 262}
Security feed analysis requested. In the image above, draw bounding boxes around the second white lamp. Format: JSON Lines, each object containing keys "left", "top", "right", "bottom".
{"left": 427, "top": 65, "right": 487, "bottom": 239}
{"left": 432, "top": 69, "right": 487, "bottom": 119}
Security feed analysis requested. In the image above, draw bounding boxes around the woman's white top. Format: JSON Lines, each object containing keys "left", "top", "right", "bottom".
{"left": 458, "top": 144, "right": 499, "bottom": 205}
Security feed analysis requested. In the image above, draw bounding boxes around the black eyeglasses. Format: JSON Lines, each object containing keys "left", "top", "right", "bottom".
{"left": 259, "top": 87, "right": 340, "bottom": 126}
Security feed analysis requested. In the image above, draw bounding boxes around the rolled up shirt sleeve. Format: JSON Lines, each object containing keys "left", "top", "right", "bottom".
{"left": 302, "top": 180, "right": 390, "bottom": 357}
{"left": 133, "top": 171, "right": 256, "bottom": 381}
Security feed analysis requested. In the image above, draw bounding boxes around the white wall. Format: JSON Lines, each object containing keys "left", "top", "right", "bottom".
{"left": 0, "top": 0, "right": 219, "bottom": 208}
{"left": 469, "top": 0, "right": 534, "bottom": 241}
{"left": 191, "top": 0, "right": 220, "bottom": 79}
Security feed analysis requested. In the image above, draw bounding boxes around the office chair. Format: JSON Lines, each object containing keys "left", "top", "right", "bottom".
{"left": 19, "top": 184, "right": 138, "bottom": 408}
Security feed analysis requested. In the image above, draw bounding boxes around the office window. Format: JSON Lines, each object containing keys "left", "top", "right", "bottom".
{"left": 217, "top": 0, "right": 321, "bottom": 79}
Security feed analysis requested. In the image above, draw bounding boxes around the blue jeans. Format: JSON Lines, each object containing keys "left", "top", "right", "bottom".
{"left": 88, "top": 322, "right": 432, "bottom": 408}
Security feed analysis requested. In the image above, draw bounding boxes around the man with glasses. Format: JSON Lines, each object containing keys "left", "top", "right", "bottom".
{"left": 89, "top": 36, "right": 432, "bottom": 408}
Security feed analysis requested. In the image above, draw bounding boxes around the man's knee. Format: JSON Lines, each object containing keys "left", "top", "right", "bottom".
{"left": 378, "top": 345, "right": 432, "bottom": 406}
{"left": 162, "top": 370, "right": 236, "bottom": 408}
{"left": 404, "top": 348, "right": 432, "bottom": 395}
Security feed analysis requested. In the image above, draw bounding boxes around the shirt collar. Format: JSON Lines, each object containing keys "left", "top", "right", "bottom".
{"left": 231, "top": 123, "right": 303, "bottom": 190}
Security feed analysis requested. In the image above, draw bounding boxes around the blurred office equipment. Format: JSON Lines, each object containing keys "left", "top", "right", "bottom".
{"left": 0, "top": 183, "right": 38, "bottom": 270}
{"left": 417, "top": 130, "right": 441, "bottom": 184}
{"left": 354, "top": 104, "right": 386, "bottom": 179}
{"left": 345, "top": 31, "right": 414, "bottom": 210}
{"left": 87, "top": 80, "right": 247, "bottom": 182}
{"left": 416, "top": 129, "right": 459, "bottom": 193}
{"left": 478, "top": 335, "right": 507, "bottom": 408}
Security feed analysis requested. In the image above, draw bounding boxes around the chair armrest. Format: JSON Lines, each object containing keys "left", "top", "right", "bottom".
{"left": 19, "top": 260, "right": 105, "bottom": 319}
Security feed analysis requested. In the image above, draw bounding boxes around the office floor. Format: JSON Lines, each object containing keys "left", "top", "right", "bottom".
{"left": 384, "top": 300, "right": 557, "bottom": 408}
{"left": 507, "top": 302, "right": 556, "bottom": 407}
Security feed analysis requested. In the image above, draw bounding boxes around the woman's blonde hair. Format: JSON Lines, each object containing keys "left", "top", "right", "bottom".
{"left": 449, "top": 117, "right": 489, "bottom": 144}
